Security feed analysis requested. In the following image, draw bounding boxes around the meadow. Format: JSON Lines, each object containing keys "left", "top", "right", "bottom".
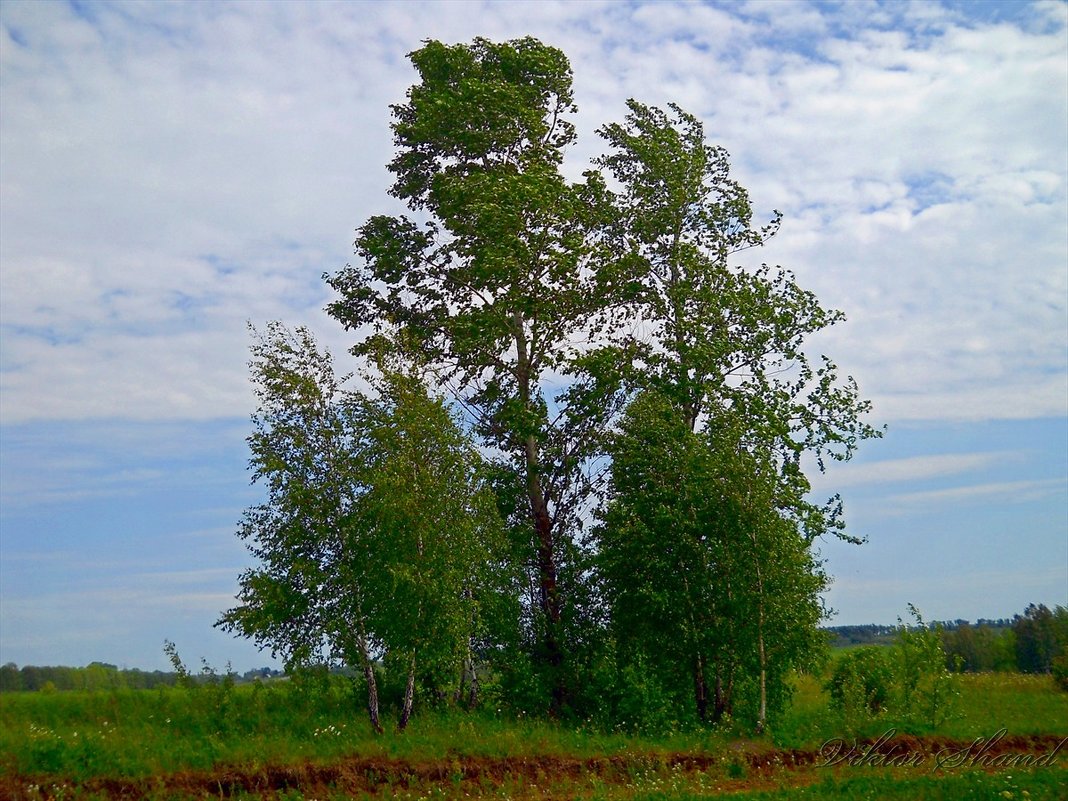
{"left": 2, "top": 669, "right": 1065, "bottom": 800}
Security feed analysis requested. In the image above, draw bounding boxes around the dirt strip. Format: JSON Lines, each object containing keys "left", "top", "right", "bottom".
{"left": 3, "top": 733, "right": 1065, "bottom": 799}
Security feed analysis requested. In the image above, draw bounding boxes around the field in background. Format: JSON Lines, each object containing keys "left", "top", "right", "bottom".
{"left": 2, "top": 671, "right": 1066, "bottom": 799}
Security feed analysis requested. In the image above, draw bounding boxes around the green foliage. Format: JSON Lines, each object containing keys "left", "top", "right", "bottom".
{"left": 217, "top": 324, "right": 506, "bottom": 729}
{"left": 826, "top": 646, "right": 893, "bottom": 727}
{"left": 327, "top": 36, "right": 607, "bottom": 716}
{"left": 596, "top": 392, "right": 829, "bottom": 732}
{"left": 1051, "top": 646, "right": 1068, "bottom": 692}
{"left": 608, "top": 654, "right": 694, "bottom": 735}
{"left": 824, "top": 608, "right": 959, "bottom": 735}
{"left": 586, "top": 93, "right": 873, "bottom": 733}
{"left": 1012, "top": 604, "right": 1068, "bottom": 674}
{"left": 317, "top": 36, "right": 877, "bottom": 725}
{"left": 0, "top": 661, "right": 186, "bottom": 693}
{"left": 941, "top": 622, "right": 1018, "bottom": 672}
{"left": 891, "top": 606, "right": 959, "bottom": 729}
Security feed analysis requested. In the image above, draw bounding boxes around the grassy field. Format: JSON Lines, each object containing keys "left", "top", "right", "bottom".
{"left": 2, "top": 671, "right": 1065, "bottom": 799}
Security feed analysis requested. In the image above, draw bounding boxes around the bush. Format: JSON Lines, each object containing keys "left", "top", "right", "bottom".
{"left": 610, "top": 655, "right": 689, "bottom": 734}
{"left": 825, "top": 607, "right": 960, "bottom": 733}
{"left": 891, "top": 605, "right": 959, "bottom": 729}
{"left": 827, "top": 646, "right": 892, "bottom": 718}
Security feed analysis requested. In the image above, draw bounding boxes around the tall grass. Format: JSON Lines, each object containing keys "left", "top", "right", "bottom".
{"left": 774, "top": 670, "right": 1068, "bottom": 748}
{"left": 2, "top": 670, "right": 1065, "bottom": 790}
{"left": 1, "top": 678, "right": 733, "bottom": 781}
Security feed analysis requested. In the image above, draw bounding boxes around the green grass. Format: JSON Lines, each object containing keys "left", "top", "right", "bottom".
{"left": 948, "top": 672, "right": 1068, "bottom": 737}
{"left": 0, "top": 681, "right": 730, "bottom": 780}
{"left": 774, "top": 671, "right": 1068, "bottom": 748}
{"left": 2, "top": 671, "right": 1066, "bottom": 798}
{"left": 607, "top": 767, "right": 1068, "bottom": 800}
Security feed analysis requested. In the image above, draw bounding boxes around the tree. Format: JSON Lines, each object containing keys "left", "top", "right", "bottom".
{"left": 589, "top": 101, "right": 878, "bottom": 535}
{"left": 326, "top": 37, "right": 605, "bottom": 715}
{"left": 353, "top": 358, "right": 505, "bottom": 726}
{"left": 218, "top": 324, "right": 385, "bottom": 729}
{"left": 590, "top": 102, "right": 877, "bottom": 730}
{"left": 596, "top": 391, "right": 722, "bottom": 725}
{"left": 891, "top": 606, "right": 958, "bottom": 729}
{"left": 324, "top": 39, "right": 879, "bottom": 722}
{"left": 218, "top": 324, "right": 502, "bottom": 730}
{"left": 597, "top": 391, "right": 826, "bottom": 730}
{"left": 0, "top": 663, "right": 20, "bottom": 692}
{"left": 1013, "top": 604, "right": 1068, "bottom": 674}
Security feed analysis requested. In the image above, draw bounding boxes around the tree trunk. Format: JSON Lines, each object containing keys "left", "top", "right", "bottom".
{"left": 711, "top": 662, "right": 733, "bottom": 724}
{"left": 531, "top": 474, "right": 565, "bottom": 715}
{"left": 747, "top": 514, "right": 768, "bottom": 734}
{"left": 513, "top": 310, "right": 565, "bottom": 716}
{"left": 468, "top": 655, "right": 480, "bottom": 709}
{"left": 754, "top": 562, "right": 768, "bottom": 734}
{"left": 694, "top": 653, "right": 709, "bottom": 722}
{"left": 355, "top": 629, "right": 383, "bottom": 734}
{"left": 756, "top": 625, "right": 767, "bottom": 734}
{"left": 398, "top": 651, "right": 417, "bottom": 731}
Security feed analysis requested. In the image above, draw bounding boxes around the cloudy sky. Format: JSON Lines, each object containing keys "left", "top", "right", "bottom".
{"left": 1, "top": 0, "right": 1065, "bottom": 672}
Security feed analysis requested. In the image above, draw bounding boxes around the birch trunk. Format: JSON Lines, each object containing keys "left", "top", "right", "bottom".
{"left": 467, "top": 655, "right": 480, "bottom": 709}
{"left": 398, "top": 650, "right": 417, "bottom": 731}
{"left": 754, "top": 567, "right": 768, "bottom": 734}
{"left": 355, "top": 628, "right": 383, "bottom": 734}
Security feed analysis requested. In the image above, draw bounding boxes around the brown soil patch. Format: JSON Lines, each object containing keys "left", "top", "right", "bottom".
{"left": 3, "top": 733, "right": 1065, "bottom": 799}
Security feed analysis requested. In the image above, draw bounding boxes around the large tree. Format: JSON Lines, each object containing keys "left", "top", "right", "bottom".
{"left": 325, "top": 41, "right": 879, "bottom": 722}
{"left": 597, "top": 392, "right": 826, "bottom": 729}
{"left": 591, "top": 101, "right": 878, "bottom": 485}
{"left": 326, "top": 37, "right": 604, "bottom": 714}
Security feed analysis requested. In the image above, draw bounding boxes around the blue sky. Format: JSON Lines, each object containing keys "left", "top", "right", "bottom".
{"left": 1, "top": 0, "right": 1065, "bottom": 672}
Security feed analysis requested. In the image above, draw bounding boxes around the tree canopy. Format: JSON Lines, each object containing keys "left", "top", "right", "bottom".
{"left": 227, "top": 35, "right": 881, "bottom": 731}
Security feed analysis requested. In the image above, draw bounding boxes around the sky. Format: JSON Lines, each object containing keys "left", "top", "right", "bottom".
{"left": 1, "top": 0, "right": 1065, "bottom": 673}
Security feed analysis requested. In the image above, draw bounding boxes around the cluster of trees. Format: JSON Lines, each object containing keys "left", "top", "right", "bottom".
{"left": 941, "top": 604, "right": 1068, "bottom": 675}
{"left": 219, "top": 36, "right": 880, "bottom": 733}
{"left": 0, "top": 662, "right": 274, "bottom": 692}
{"left": 1, "top": 662, "right": 169, "bottom": 692}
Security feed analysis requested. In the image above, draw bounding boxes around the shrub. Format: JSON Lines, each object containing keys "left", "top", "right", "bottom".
{"left": 825, "top": 607, "right": 960, "bottom": 733}
{"left": 826, "top": 646, "right": 892, "bottom": 718}
{"left": 891, "top": 605, "right": 959, "bottom": 729}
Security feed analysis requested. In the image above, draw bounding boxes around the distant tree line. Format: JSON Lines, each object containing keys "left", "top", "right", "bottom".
{"left": 7, "top": 602, "right": 1062, "bottom": 696}
{"left": 940, "top": 604, "right": 1068, "bottom": 675}
{"left": 824, "top": 604, "right": 1068, "bottom": 678}
{"left": 823, "top": 624, "right": 899, "bottom": 648}
{"left": 0, "top": 662, "right": 281, "bottom": 692}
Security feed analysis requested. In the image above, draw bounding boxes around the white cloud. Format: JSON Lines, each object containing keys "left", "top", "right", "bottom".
{"left": 890, "top": 477, "right": 1067, "bottom": 506}
{"left": 0, "top": 1, "right": 1064, "bottom": 424}
{"left": 811, "top": 451, "right": 1016, "bottom": 490}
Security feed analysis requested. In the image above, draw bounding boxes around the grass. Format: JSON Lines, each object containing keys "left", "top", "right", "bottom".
{"left": 2, "top": 670, "right": 1066, "bottom": 798}
{"left": 0, "top": 681, "right": 731, "bottom": 779}
{"left": 608, "top": 767, "right": 1068, "bottom": 800}
{"left": 774, "top": 670, "right": 1068, "bottom": 748}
